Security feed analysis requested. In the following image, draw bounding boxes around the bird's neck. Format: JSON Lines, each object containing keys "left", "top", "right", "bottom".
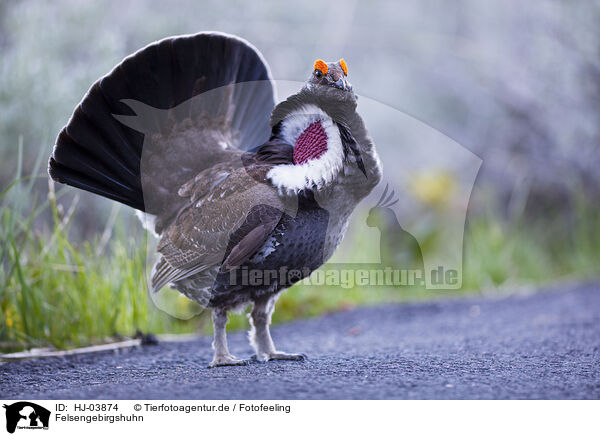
{"left": 266, "top": 104, "right": 345, "bottom": 195}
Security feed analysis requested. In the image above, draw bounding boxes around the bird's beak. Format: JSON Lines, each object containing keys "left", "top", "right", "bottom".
{"left": 331, "top": 78, "right": 347, "bottom": 90}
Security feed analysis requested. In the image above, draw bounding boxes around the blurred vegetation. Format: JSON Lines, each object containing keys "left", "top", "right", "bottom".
{"left": 0, "top": 146, "right": 201, "bottom": 352}
{"left": 1, "top": 153, "right": 598, "bottom": 352}
{"left": 1, "top": 1, "right": 600, "bottom": 352}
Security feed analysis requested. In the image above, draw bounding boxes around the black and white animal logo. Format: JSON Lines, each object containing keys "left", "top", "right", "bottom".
{"left": 3, "top": 402, "right": 50, "bottom": 433}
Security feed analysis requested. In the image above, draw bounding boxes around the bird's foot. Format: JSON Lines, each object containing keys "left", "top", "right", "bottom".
{"left": 208, "top": 354, "right": 248, "bottom": 368}
{"left": 251, "top": 352, "right": 307, "bottom": 363}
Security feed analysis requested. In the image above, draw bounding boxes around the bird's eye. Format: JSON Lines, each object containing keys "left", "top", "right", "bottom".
{"left": 314, "top": 69, "right": 323, "bottom": 78}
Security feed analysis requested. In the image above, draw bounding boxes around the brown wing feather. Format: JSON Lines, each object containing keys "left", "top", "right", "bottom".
{"left": 220, "top": 205, "right": 282, "bottom": 273}
{"left": 151, "top": 164, "right": 291, "bottom": 291}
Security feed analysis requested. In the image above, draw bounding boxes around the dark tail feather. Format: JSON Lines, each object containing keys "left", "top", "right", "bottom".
{"left": 49, "top": 32, "right": 275, "bottom": 212}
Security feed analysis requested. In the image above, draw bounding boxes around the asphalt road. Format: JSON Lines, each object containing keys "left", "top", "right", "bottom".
{"left": 1, "top": 282, "right": 598, "bottom": 399}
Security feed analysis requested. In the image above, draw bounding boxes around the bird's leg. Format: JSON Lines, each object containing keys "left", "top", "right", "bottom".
{"left": 209, "top": 308, "right": 247, "bottom": 367}
{"left": 249, "top": 295, "right": 306, "bottom": 362}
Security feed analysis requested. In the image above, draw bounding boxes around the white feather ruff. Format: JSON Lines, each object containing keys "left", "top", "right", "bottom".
{"left": 267, "top": 104, "right": 344, "bottom": 194}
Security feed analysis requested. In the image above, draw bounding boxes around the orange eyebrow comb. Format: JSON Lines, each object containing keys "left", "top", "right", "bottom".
{"left": 314, "top": 59, "right": 328, "bottom": 75}
{"left": 339, "top": 58, "right": 348, "bottom": 76}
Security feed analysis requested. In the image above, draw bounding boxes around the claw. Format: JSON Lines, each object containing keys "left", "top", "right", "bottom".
{"left": 208, "top": 354, "right": 249, "bottom": 368}
{"left": 253, "top": 352, "right": 307, "bottom": 362}
{"left": 270, "top": 352, "right": 307, "bottom": 361}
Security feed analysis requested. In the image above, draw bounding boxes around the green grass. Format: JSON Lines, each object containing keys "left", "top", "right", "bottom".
{"left": 462, "top": 195, "right": 600, "bottom": 291}
{"left": 0, "top": 201, "right": 204, "bottom": 352}
{"left": 0, "top": 145, "right": 203, "bottom": 352}
{"left": 1, "top": 153, "right": 599, "bottom": 352}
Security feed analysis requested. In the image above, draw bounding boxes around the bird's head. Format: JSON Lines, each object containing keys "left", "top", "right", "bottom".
{"left": 264, "top": 58, "right": 367, "bottom": 195}
{"left": 308, "top": 59, "right": 352, "bottom": 92}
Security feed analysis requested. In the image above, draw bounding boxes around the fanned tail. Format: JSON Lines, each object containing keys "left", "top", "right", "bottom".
{"left": 49, "top": 32, "right": 276, "bottom": 213}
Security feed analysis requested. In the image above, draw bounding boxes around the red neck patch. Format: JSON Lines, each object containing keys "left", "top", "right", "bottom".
{"left": 293, "top": 121, "right": 328, "bottom": 165}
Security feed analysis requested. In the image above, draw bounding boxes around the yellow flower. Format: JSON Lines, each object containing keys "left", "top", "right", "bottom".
{"left": 409, "top": 170, "right": 457, "bottom": 208}
{"left": 5, "top": 309, "right": 14, "bottom": 328}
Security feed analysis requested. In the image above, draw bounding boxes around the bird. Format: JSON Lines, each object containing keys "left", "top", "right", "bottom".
{"left": 48, "top": 32, "right": 382, "bottom": 367}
